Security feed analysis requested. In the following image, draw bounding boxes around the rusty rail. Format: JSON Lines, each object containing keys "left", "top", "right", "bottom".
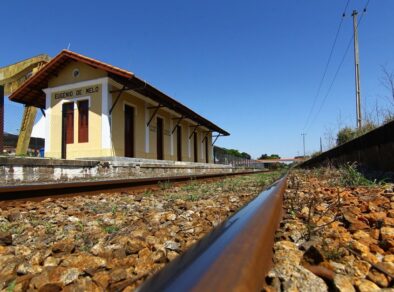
{"left": 0, "top": 170, "right": 268, "bottom": 201}
{"left": 139, "top": 175, "right": 287, "bottom": 292}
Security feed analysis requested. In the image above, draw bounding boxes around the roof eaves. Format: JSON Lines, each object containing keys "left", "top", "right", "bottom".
{"left": 130, "top": 75, "right": 230, "bottom": 136}
{"left": 8, "top": 50, "right": 230, "bottom": 136}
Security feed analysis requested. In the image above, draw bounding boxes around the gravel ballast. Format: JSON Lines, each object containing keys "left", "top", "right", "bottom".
{"left": 0, "top": 172, "right": 280, "bottom": 291}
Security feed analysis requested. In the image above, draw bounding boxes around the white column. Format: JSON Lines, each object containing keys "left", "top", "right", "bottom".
{"left": 43, "top": 88, "right": 51, "bottom": 155}
{"left": 101, "top": 78, "right": 112, "bottom": 149}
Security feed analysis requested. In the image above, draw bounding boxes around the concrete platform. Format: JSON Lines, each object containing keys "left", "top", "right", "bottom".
{"left": 0, "top": 156, "right": 98, "bottom": 167}
{"left": 83, "top": 156, "right": 232, "bottom": 168}
{"left": 0, "top": 156, "right": 259, "bottom": 186}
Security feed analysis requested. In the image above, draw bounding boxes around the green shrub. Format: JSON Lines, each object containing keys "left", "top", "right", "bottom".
{"left": 336, "top": 127, "right": 355, "bottom": 145}
{"left": 336, "top": 122, "right": 377, "bottom": 146}
{"left": 339, "top": 163, "right": 375, "bottom": 187}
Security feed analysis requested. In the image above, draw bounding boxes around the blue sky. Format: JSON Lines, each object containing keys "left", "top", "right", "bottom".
{"left": 2, "top": 0, "right": 394, "bottom": 158}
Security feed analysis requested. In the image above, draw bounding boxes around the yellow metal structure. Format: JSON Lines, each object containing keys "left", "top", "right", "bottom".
{"left": 0, "top": 54, "right": 50, "bottom": 155}
{"left": 0, "top": 54, "right": 50, "bottom": 95}
{"left": 15, "top": 106, "right": 38, "bottom": 154}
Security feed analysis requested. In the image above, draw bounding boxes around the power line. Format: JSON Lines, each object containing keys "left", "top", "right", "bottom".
{"left": 305, "top": 0, "right": 371, "bottom": 132}
{"left": 364, "top": 0, "right": 371, "bottom": 13}
{"left": 302, "top": 0, "right": 351, "bottom": 131}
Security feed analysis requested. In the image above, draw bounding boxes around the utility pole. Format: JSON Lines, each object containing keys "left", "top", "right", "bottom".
{"left": 301, "top": 133, "right": 306, "bottom": 158}
{"left": 352, "top": 10, "right": 362, "bottom": 129}
{"left": 320, "top": 137, "right": 323, "bottom": 153}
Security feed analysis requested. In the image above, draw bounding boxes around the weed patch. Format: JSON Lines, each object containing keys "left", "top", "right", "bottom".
{"left": 339, "top": 163, "right": 377, "bottom": 187}
{"left": 158, "top": 180, "right": 172, "bottom": 190}
{"left": 181, "top": 180, "right": 199, "bottom": 192}
{"left": 185, "top": 194, "right": 200, "bottom": 201}
{"left": 103, "top": 225, "right": 119, "bottom": 234}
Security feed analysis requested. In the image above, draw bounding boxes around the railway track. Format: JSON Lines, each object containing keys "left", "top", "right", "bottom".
{"left": 0, "top": 171, "right": 287, "bottom": 291}
{"left": 138, "top": 175, "right": 287, "bottom": 291}
{"left": 8, "top": 117, "right": 381, "bottom": 290}
{"left": 0, "top": 170, "right": 269, "bottom": 201}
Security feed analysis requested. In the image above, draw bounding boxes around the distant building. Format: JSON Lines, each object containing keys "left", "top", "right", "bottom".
{"left": 9, "top": 50, "right": 229, "bottom": 161}
{"left": 3, "top": 132, "right": 44, "bottom": 155}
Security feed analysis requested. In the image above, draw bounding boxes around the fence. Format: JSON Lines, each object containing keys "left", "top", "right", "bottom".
{"left": 300, "top": 119, "right": 394, "bottom": 173}
{"left": 213, "top": 146, "right": 266, "bottom": 169}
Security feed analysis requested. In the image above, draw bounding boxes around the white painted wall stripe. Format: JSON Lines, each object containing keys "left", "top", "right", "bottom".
{"left": 43, "top": 88, "right": 51, "bottom": 154}
{"left": 101, "top": 78, "right": 112, "bottom": 149}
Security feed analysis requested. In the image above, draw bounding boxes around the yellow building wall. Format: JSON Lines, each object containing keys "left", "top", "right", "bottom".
{"left": 178, "top": 121, "right": 192, "bottom": 162}
{"left": 182, "top": 121, "right": 191, "bottom": 162}
{"left": 147, "top": 109, "right": 157, "bottom": 160}
{"left": 171, "top": 121, "right": 189, "bottom": 162}
{"left": 45, "top": 61, "right": 108, "bottom": 159}
{"left": 44, "top": 61, "right": 215, "bottom": 162}
{"left": 110, "top": 91, "right": 146, "bottom": 158}
{"left": 48, "top": 62, "right": 107, "bottom": 88}
{"left": 159, "top": 110, "right": 172, "bottom": 161}
{"left": 207, "top": 134, "right": 213, "bottom": 163}
{"left": 145, "top": 109, "right": 170, "bottom": 160}
{"left": 45, "top": 84, "right": 103, "bottom": 159}
{"left": 186, "top": 128, "right": 213, "bottom": 163}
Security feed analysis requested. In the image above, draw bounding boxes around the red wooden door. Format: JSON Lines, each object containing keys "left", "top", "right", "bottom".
{"left": 157, "top": 117, "right": 164, "bottom": 160}
{"left": 62, "top": 103, "right": 74, "bottom": 159}
{"left": 177, "top": 125, "right": 182, "bottom": 161}
{"left": 193, "top": 132, "right": 198, "bottom": 162}
{"left": 78, "top": 100, "right": 89, "bottom": 143}
{"left": 205, "top": 136, "right": 209, "bottom": 163}
{"left": 124, "top": 105, "right": 134, "bottom": 157}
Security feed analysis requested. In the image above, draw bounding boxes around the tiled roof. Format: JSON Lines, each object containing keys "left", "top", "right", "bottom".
{"left": 9, "top": 50, "right": 229, "bottom": 135}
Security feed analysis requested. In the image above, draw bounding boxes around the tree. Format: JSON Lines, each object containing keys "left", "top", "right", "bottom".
{"left": 336, "top": 122, "right": 377, "bottom": 146}
{"left": 240, "top": 152, "right": 251, "bottom": 159}
{"left": 384, "top": 113, "right": 394, "bottom": 124}
{"left": 220, "top": 148, "right": 251, "bottom": 159}
{"left": 381, "top": 66, "right": 394, "bottom": 107}
{"left": 324, "top": 126, "right": 336, "bottom": 150}
{"left": 355, "top": 121, "right": 376, "bottom": 136}
{"left": 379, "top": 66, "right": 394, "bottom": 123}
{"left": 336, "top": 127, "right": 354, "bottom": 146}
{"left": 258, "top": 153, "right": 281, "bottom": 160}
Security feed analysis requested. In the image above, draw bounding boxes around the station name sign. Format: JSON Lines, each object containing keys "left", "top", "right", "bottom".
{"left": 53, "top": 85, "right": 100, "bottom": 100}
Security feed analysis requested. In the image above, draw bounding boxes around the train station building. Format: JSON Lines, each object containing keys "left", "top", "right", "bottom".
{"left": 9, "top": 50, "right": 229, "bottom": 162}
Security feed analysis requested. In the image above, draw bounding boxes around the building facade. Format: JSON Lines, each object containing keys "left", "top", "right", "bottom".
{"left": 9, "top": 50, "right": 229, "bottom": 162}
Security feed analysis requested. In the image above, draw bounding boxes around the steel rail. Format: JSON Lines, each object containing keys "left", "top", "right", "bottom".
{"left": 138, "top": 175, "right": 287, "bottom": 292}
{"left": 0, "top": 170, "right": 268, "bottom": 201}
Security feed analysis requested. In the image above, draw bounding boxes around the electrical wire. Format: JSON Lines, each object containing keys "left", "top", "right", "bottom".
{"left": 305, "top": 0, "right": 371, "bottom": 132}
{"left": 302, "top": 0, "right": 351, "bottom": 132}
